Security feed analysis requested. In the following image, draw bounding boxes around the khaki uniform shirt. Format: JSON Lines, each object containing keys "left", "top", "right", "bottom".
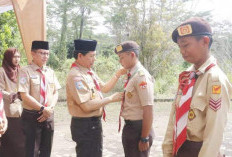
{"left": 122, "top": 62, "right": 154, "bottom": 120}
{"left": 17, "top": 62, "right": 61, "bottom": 110}
{"left": 162, "top": 56, "right": 232, "bottom": 157}
{"left": 0, "top": 67, "right": 22, "bottom": 117}
{"left": 66, "top": 63, "right": 105, "bottom": 117}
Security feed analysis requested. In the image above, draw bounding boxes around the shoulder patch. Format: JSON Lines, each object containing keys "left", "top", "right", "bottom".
{"left": 212, "top": 85, "right": 221, "bottom": 94}
{"left": 139, "top": 81, "right": 147, "bottom": 89}
{"left": 20, "top": 77, "right": 27, "bottom": 84}
{"left": 75, "top": 81, "right": 84, "bottom": 90}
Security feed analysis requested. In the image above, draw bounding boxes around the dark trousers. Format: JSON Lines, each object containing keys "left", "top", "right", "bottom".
{"left": 71, "top": 117, "right": 102, "bottom": 157}
{"left": 122, "top": 120, "right": 154, "bottom": 157}
{"left": 175, "top": 140, "right": 203, "bottom": 157}
{"left": 22, "top": 109, "right": 54, "bottom": 157}
{"left": 0, "top": 117, "right": 25, "bottom": 157}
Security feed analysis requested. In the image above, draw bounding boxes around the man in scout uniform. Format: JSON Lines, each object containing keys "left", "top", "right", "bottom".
{"left": 66, "top": 39, "right": 126, "bottom": 157}
{"left": 115, "top": 41, "right": 154, "bottom": 157}
{"left": 162, "top": 17, "right": 232, "bottom": 157}
{"left": 18, "top": 41, "right": 61, "bottom": 157}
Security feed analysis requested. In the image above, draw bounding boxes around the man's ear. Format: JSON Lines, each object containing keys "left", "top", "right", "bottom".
{"left": 78, "top": 53, "right": 82, "bottom": 59}
{"left": 203, "top": 36, "right": 210, "bottom": 47}
{"left": 131, "top": 51, "right": 136, "bottom": 57}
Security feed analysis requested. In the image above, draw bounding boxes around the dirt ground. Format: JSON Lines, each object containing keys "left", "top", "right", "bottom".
{"left": 51, "top": 102, "right": 232, "bottom": 157}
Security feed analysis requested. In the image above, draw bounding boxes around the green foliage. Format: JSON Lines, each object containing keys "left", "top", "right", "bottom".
{"left": 94, "top": 54, "right": 124, "bottom": 92}
{"left": 0, "top": 11, "right": 23, "bottom": 65}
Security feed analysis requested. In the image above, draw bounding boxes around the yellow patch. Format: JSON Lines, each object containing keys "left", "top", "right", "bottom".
{"left": 127, "top": 92, "right": 133, "bottom": 99}
{"left": 212, "top": 85, "right": 221, "bottom": 94}
{"left": 177, "top": 24, "right": 193, "bottom": 36}
{"left": 116, "top": 45, "right": 123, "bottom": 52}
{"left": 188, "top": 109, "right": 195, "bottom": 121}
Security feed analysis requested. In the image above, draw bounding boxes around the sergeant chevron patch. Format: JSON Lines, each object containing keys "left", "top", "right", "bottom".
{"left": 209, "top": 98, "right": 221, "bottom": 111}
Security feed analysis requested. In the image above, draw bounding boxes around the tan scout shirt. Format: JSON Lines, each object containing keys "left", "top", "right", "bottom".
{"left": 122, "top": 62, "right": 154, "bottom": 120}
{"left": 0, "top": 67, "right": 22, "bottom": 117}
{"left": 66, "top": 63, "right": 105, "bottom": 117}
{"left": 18, "top": 62, "right": 61, "bottom": 110}
{"left": 163, "top": 56, "right": 232, "bottom": 157}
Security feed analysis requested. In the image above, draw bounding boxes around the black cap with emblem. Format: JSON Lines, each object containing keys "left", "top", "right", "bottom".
{"left": 31, "top": 41, "right": 49, "bottom": 50}
{"left": 114, "top": 41, "right": 140, "bottom": 56}
{"left": 172, "top": 17, "right": 212, "bottom": 43}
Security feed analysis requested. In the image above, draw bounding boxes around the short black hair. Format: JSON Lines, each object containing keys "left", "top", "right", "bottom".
{"left": 194, "top": 35, "right": 213, "bottom": 49}
{"left": 73, "top": 50, "right": 88, "bottom": 59}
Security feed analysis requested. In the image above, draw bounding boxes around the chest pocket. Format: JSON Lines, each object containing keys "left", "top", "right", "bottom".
{"left": 125, "top": 86, "right": 137, "bottom": 103}
{"left": 30, "top": 76, "right": 40, "bottom": 85}
{"left": 191, "top": 96, "right": 207, "bottom": 112}
{"left": 47, "top": 77, "right": 55, "bottom": 91}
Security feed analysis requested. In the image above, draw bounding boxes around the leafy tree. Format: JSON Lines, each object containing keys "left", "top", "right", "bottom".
{"left": 0, "top": 11, "right": 24, "bottom": 65}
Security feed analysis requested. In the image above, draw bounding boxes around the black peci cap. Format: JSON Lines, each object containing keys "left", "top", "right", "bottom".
{"left": 74, "top": 39, "right": 97, "bottom": 55}
{"left": 114, "top": 41, "right": 140, "bottom": 54}
{"left": 31, "top": 41, "right": 49, "bottom": 50}
{"left": 172, "top": 17, "right": 212, "bottom": 43}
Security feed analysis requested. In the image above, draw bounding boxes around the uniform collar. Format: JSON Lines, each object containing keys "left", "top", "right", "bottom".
{"left": 129, "top": 61, "right": 142, "bottom": 75}
{"left": 74, "top": 62, "right": 90, "bottom": 73}
{"left": 188, "top": 55, "right": 217, "bottom": 74}
{"left": 31, "top": 62, "right": 48, "bottom": 72}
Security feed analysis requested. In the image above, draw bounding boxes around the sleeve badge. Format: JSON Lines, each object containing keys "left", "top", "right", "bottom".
{"left": 139, "top": 81, "right": 147, "bottom": 89}
{"left": 209, "top": 97, "right": 221, "bottom": 111}
{"left": 212, "top": 85, "right": 221, "bottom": 94}
{"left": 75, "top": 81, "right": 84, "bottom": 90}
{"left": 20, "top": 77, "right": 27, "bottom": 84}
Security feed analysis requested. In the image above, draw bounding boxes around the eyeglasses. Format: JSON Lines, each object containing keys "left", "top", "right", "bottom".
{"left": 37, "top": 52, "right": 50, "bottom": 57}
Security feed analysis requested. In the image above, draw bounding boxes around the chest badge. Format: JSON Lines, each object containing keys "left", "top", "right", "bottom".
{"left": 188, "top": 109, "right": 196, "bottom": 121}
{"left": 127, "top": 92, "right": 133, "bottom": 99}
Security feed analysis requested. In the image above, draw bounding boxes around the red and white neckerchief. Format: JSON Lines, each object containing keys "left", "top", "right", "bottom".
{"left": 0, "top": 92, "right": 4, "bottom": 121}
{"left": 36, "top": 68, "right": 48, "bottom": 107}
{"left": 70, "top": 62, "right": 78, "bottom": 69}
{"left": 87, "top": 70, "right": 106, "bottom": 121}
{"left": 173, "top": 63, "right": 215, "bottom": 155}
{"left": 118, "top": 72, "right": 131, "bottom": 132}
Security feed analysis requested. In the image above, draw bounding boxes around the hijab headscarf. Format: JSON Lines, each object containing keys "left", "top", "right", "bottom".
{"left": 2, "top": 48, "right": 20, "bottom": 83}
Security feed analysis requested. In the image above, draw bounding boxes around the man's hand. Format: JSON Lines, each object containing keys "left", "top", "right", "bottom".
{"left": 109, "top": 92, "right": 124, "bottom": 102}
{"left": 115, "top": 68, "right": 127, "bottom": 78}
{"left": 0, "top": 119, "right": 8, "bottom": 135}
{"left": 37, "top": 107, "right": 53, "bottom": 122}
{"left": 138, "top": 140, "right": 150, "bottom": 152}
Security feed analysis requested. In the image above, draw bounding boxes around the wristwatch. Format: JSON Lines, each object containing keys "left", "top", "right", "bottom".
{"left": 140, "top": 136, "right": 149, "bottom": 143}
{"left": 39, "top": 106, "right": 44, "bottom": 113}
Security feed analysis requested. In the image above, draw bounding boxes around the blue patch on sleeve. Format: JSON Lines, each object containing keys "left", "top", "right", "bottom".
{"left": 75, "top": 81, "right": 84, "bottom": 90}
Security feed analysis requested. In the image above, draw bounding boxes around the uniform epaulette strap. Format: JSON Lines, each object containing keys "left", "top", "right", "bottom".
{"left": 138, "top": 69, "right": 145, "bottom": 76}
{"left": 210, "top": 67, "right": 219, "bottom": 82}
